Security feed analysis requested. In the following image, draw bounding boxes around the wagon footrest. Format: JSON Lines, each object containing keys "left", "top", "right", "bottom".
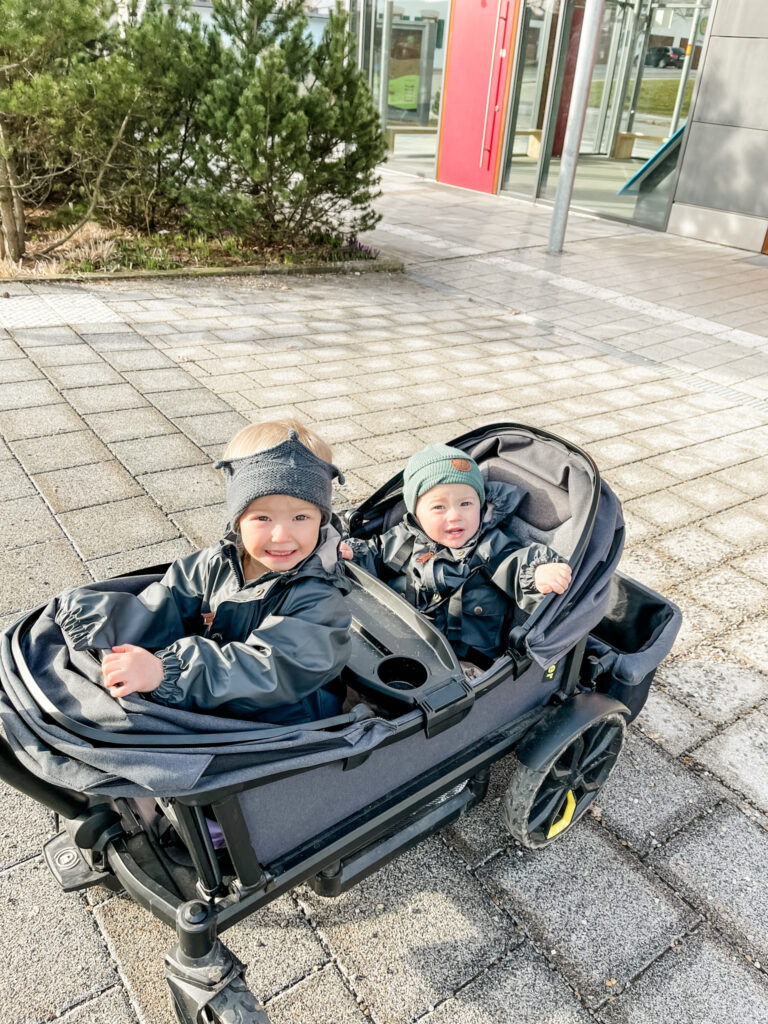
{"left": 43, "top": 831, "right": 115, "bottom": 892}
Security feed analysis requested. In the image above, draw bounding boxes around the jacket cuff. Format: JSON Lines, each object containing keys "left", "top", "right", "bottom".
{"left": 152, "top": 651, "right": 185, "bottom": 706}
{"left": 55, "top": 609, "right": 94, "bottom": 652}
{"left": 519, "top": 550, "right": 565, "bottom": 595}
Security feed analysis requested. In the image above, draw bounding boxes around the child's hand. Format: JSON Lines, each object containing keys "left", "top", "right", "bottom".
{"left": 339, "top": 541, "right": 354, "bottom": 560}
{"left": 534, "top": 562, "right": 572, "bottom": 595}
{"left": 102, "top": 644, "right": 164, "bottom": 699}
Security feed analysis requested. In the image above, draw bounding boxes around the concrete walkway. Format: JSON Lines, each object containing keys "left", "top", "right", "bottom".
{"left": 1, "top": 168, "right": 767, "bottom": 1024}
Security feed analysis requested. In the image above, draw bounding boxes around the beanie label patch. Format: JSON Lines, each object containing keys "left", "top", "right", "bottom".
{"left": 451, "top": 458, "right": 472, "bottom": 472}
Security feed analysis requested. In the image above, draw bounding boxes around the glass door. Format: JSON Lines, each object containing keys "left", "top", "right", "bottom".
{"left": 501, "top": 0, "right": 565, "bottom": 197}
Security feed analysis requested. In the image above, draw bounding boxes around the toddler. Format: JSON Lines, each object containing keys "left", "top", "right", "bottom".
{"left": 343, "top": 443, "right": 571, "bottom": 670}
{"left": 56, "top": 419, "right": 351, "bottom": 724}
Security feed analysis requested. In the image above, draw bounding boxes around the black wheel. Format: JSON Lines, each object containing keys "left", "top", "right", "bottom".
{"left": 502, "top": 709, "right": 625, "bottom": 849}
{"left": 657, "top": 57, "right": 666, "bottom": 67}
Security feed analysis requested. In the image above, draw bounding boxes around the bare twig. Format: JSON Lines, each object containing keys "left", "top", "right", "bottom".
{"left": 38, "top": 106, "right": 133, "bottom": 256}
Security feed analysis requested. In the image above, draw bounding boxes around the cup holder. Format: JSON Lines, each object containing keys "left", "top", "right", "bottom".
{"left": 376, "top": 656, "right": 428, "bottom": 691}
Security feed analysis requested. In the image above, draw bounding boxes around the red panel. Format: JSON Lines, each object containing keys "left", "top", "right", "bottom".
{"left": 437, "top": 0, "right": 519, "bottom": 193}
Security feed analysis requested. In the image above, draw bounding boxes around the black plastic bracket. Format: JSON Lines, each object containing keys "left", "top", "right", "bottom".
{"left": 414, "top": 676, "right": 475, "bottom": 738}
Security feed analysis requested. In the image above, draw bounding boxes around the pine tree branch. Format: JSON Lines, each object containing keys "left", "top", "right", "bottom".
{"left": 37, "top": 105, "right": 134, "bottom": 256}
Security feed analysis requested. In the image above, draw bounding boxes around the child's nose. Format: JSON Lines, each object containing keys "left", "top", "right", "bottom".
{"left": 271, "top": 522, "right": 290, "bottom": 541}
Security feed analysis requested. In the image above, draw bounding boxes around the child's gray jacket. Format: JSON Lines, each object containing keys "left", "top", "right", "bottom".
{"left": 55, "top": 526, "right": 351, "bottom": 718}
{"left": 347, "top": 482, "right": 563, "bottom": 661}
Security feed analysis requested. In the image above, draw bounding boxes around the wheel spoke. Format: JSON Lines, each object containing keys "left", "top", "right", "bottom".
{"left": 581, "top": 724, "right": 621, "bottom": 771}
{"left": 529, "top": 787, "right": 567, "bottom": 834}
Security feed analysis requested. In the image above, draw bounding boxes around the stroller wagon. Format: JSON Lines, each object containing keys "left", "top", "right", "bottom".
{"left": 0, "top": 423, "right": 680, "bottom": 1024}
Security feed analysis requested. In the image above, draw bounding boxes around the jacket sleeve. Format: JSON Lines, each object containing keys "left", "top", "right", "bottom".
{"left": 345, "top": 535, "right": 384, "bottom": 577}
{"left": 55, "top": 552, "right": 208, "bottom": 652}
{"left": 491, "top": 543, "right": 567, "bottom": 616}
{"left": 151, "top": 582, "right": 352, "bottom": 712}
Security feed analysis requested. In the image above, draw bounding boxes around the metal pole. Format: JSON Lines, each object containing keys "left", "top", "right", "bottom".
{"left": 548, "top": 0, "right": 606, "bottom": 253}
{"left": 379, "top": 0, "right": 393, "bottom": 125}
{"left": 670, "top": 0, "right": 703, "bottom": 134}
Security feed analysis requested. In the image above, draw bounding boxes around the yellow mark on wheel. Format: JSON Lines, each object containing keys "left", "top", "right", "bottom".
{"left": 547, "top": 789, "right": 576, "bottom": 839}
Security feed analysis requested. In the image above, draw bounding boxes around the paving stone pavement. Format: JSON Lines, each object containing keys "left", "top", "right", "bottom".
{"left": 1, "top": 167, "right": 768, "bottom": 1023}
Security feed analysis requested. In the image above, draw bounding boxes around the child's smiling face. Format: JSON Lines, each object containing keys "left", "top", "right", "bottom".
{"left": 238, "top": 494, "right": 322, "bottom": 574}
{"left": 414, "top": 483, "right": 482, "bottom": 548}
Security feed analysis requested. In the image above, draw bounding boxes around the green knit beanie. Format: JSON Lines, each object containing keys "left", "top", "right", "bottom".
{"left": 403, "top": 443, "right": 485, "bottom": 514}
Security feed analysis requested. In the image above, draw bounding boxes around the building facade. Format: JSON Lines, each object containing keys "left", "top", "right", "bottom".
{"left": 365, "top": 0, "right": 767, "bottom": 253}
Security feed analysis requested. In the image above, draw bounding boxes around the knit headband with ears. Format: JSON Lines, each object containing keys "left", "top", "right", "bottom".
{"left": 214, "top": 430, "right": 344, "bottom": 528}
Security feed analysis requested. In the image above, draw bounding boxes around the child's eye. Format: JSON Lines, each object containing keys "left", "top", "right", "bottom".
{"left": 294, "top": 514, "right": 308, "bottom": 521}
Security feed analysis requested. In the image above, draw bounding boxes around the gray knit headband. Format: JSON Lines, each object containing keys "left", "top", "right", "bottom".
{"left": 214, "top": 430, "right": 344, "bottom": 527}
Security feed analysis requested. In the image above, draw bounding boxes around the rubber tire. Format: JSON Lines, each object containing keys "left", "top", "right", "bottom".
{"left": 657, "top": 57, "right": 666, "bottom": 67}
{"left": 502, "top": 709, "right": 625, "bottom": 850}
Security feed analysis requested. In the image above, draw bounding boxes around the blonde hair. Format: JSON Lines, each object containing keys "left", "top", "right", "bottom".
{"left": 223, "top": 418, "right": 333, "bottom": 464}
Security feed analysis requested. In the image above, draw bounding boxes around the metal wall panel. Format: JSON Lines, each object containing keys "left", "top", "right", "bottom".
{"left": 675, "top": 122, "right": 768, "bottom": 218}
{"left": 695, "top": 37, "right": 768, "bottom": 129}
{"left": 712, "top": 0, "right": 768, "bottom": 38}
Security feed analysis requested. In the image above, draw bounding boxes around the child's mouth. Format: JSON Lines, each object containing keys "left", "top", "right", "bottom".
{"left": 265, "top": 549, "right": 297, "bottom": 559}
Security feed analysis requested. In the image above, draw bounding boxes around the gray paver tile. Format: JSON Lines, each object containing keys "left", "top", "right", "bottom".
{"left": 478, "top": 819, "right": 699, "bottom": 1007}
{"left": 0, "top": 858, "right": 117, "bottom": 1022}
{"left": 654, "top": 659, "right": 768, "bottom": 725}
{"left": 424, "top": 944, "right": 595, "bottom": 1024}
{"left": 171, "top": 505, "right": 228, "bottom": 547}
{"left": 87, "top": 537, "right": 195, "bottom": 580}
{"left": 595, "top": 730, "right": 725, "bottom": 855}
{"left": 10, "top": 429, "right": 113, "bottom": 473}
{"left": 30, "top": 343, "right": 104, "bottom": 367}
{"left": 650, "top": 525, "right": 737, "bottom": 573}
{"left": 10, "top": 325, "right": 82, "bottom": 346}
{"left": 0, "top": 538, "right": 89, "bottom": 614}
{"left": 109, "top": 433, "right": 207, "bottom": 475}
{"left": 62, "top": 383, "right": 148, "bottom": 414}
{"left": 0, "top": 357, "right": 43, "bottom": 383}
{"left": 623, "top": 492, "right": 702, "bottom": 531}
{"left": 693, "top": 568, "right": 768, "bottom": 623}
{"left": 0, "top": 378, "right": 60, "bottom": 409}
{"left": 0, "top": 495, "right": 63, "bottom": 548}
{"left": 265, "top": 965, "right": 367, "bottom": 1024}
{"left": 596, "top": 926, "right": 768, "bottom": 1024}
{"left": 84, "top": 406, "right": 177, "bottom": 443}
{"left": 95, "top": 892, "right": 326, "bottom": 1024}
{"left": 635, "top": 688, "right": 716, "bottom": 756}
{"left": 80, "top": 331, "right": 152, "bottom": 351}
{"left": 44, "top": 361, "right": 124, "bottom": 388}
{"left": 138, "top": 464, "right": 223, "bottom": 513}
{"left": 59, "top": 496, "right": 180, "bottom": 560}
{"left": 693, "top": 710, "right": 768, "bottom": 812}
{"left": 0, "top": 782, "right": 55, "bottom": 870}
{"left": 56, "top": 987, "right": 137, "bottom": 1024}
{"left": 1, "top": 458, "right": 35, "bottom": 499}
{"left": 648, "top": 801, "right": 768, "bottom": 964}
{"left": 149, "top": 387, "right": 234, "bottom": 418}
{"left": 103, "top": 347, "right": 175, "bottom": 370}
{"left": 719, "top": 617, "right": 768, "bottom": 675}
{"left": 299, "top": 837, "right": 517, "bottom": 1024}
{"left": 34, "top": 460, "right": 142, "bottom": 513}
{"left": 0, "top": 403, "right": 87, "bottom": 440}
{"left": 123, "top": 366, "right": 200, "bottom": 392}
{"left": 173, "top": 411, "right": 251, "bottom": 447}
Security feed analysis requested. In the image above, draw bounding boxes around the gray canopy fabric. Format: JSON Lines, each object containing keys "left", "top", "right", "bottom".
{"left": 0, "top": 591, "right": 396, "bottom": 798}
{"left": 0, "top": 425, "right": 626, "bottom": 799}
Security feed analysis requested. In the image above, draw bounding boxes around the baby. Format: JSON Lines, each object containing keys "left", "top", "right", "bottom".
{"left": 56, "top": 419, "right": 351, "bottom": 724}
{"left": 343, "top": 443, "right": 571, "bottom": 670}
